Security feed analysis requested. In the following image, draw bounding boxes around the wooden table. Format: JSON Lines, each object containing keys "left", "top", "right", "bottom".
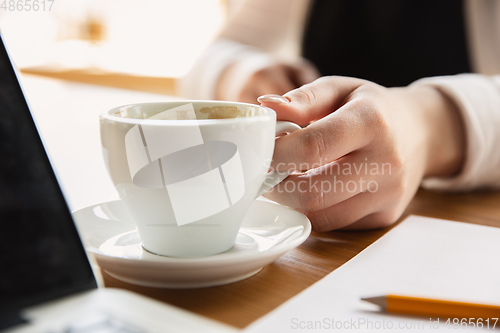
{"left": 20, "top": 69, "right": 500, "bottom": 330}
{"left": 103, "top": 189, "right": 500, "bottom": 329}
{"left": 21, "top": 67, "right": 178, "bottom": 96}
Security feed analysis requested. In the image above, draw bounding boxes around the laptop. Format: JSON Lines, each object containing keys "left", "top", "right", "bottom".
{"left": 0, "top": 34, "right": 237, "bottom": 333}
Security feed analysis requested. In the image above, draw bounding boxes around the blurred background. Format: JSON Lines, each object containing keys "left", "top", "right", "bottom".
{"left": 0, "top": 0, "right": 240, "bottom": 209}
{"left": 0, "top": 0, "right": 235, "bottom": 93}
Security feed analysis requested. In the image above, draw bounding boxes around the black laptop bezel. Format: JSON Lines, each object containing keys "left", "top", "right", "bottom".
{"left": 0, "top": 34, "right": 97, "bottom": 327}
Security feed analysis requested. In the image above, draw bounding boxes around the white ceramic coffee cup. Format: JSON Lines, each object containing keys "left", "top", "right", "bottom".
{"left": 100, "top": 101, "right": 299, "bottom": 257}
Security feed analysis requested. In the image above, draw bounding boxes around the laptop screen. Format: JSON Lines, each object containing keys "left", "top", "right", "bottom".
{"left": 0, "top": 35, "right": 96, "bottom": 324}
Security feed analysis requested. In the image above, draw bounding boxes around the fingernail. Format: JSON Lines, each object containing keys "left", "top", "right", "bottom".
{"left": 257, "top": 94, "right": 290, "bottom": 104}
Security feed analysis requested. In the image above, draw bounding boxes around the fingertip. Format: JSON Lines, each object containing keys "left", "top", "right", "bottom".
{"left": 258, "top": 92, "right": 314, "bottom": 124}
{"left": 261, "top": 104, "right": 306, "bottom": 125}
{"left": 309, "top": 215, "right": 331, "bottom": 232}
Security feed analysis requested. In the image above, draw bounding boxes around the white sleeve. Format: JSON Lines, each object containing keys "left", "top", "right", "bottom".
{"left": 411, "top": 74, "right": 500, "bottom": 191}
{"left": 178, "top": 38, "right": 276, "bottom": 100}
{"left": 178, "top": 0, "right": 310, "bottom": 100}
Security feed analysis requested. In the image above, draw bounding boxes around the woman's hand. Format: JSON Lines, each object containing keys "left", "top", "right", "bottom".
{"left": 216, "top": 61, "right": 320, "bottom": 104}
{"left": 259, "top": 76, "right": 465, "bottom": 231}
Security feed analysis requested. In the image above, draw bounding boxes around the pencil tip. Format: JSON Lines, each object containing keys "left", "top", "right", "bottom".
{"left": 361, "top": 296, "right": 387, "bottom": 309}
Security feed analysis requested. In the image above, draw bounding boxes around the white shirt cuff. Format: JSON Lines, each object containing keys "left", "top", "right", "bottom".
{"left": 411, "top": 74, "right": 500, "bottom": 191}
{"left": 179, "top": 38, "right": 275, "bottom": 100}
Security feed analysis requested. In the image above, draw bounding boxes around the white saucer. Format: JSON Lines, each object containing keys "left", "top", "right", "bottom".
{"left": 72, "top": 198, "right": 311, "bottom": 288}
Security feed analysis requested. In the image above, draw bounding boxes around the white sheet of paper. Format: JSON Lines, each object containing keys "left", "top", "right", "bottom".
{"left": 245, "top": 215, "right": 500, "bottom": 332}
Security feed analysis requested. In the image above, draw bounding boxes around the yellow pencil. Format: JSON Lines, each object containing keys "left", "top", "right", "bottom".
{"left": 362, "top": 295, "right": 500, "bottom": 319}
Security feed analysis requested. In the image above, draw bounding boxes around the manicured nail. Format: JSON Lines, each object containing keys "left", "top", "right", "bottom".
{"left": 257, "top": 94, "right": 290, "bottom": 104}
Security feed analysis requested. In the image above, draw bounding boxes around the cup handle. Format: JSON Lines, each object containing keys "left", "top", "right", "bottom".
{"left": 256, "top": 121, "right": 301, "bottom": 198}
